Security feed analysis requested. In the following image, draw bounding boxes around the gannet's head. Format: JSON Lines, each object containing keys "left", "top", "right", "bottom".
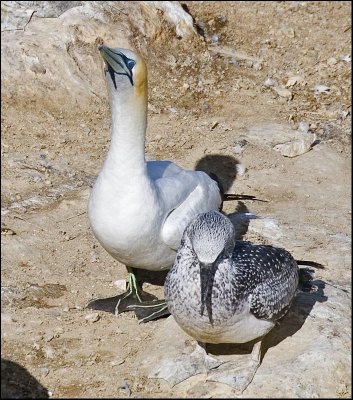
{"left": 185, "top": 211, "right": 235, "bottom": 325}
{"left": 99, "top": 45, "right": 147, "bottom": 97}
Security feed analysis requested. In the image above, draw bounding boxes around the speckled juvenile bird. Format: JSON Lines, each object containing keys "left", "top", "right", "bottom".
{"left": 164, "top": 210, "right": 299, "bottom": 390}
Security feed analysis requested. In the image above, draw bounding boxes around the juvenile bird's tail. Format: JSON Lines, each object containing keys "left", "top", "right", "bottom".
{"left": 296, "top": 260, "right": 325, "bottom": 269}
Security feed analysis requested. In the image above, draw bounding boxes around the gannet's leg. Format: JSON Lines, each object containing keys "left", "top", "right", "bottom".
{"left": 206, "top": 338, "right": 263, "bottom": 392}
{"left": 86, "top": 266, "right": 170, "bottom": 322}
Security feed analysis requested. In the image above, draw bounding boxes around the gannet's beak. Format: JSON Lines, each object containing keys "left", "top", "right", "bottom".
{"left": 199, "top": 262, "right": 218, "bottom": 326}
{"left": 99, "top": 45, "right": 134, "bottom": 86}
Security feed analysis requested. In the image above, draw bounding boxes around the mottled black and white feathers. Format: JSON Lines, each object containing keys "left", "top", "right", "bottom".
{"left": 230, "top": 241, "right": 299, "bottom": 321}
{"left": 165, "top": 210, "right": 299, "bottom": 344}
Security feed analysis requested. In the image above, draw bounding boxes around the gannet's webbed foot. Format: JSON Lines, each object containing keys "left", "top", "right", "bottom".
{"left": 86, "top": 267, "right": 170, "bottom": 322}
{"left": 86, "top": 294, "right": 129, "bottom": 314}
{"left": 206, "top": 339, "right": 262, "bottom": 392}
{"left": 86, "top": 286, "right": 159, "bottom": 315}
{"left": 128, "top": 299, "right": 170, "bottom": 323}
{"left": 149, "top": 341, "right": 223, "bottom": 386}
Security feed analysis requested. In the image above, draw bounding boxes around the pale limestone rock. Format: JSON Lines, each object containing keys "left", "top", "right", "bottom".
{"left": 1, "top": 1, "right": 197, "bottom": 114}
{"left": 141, "top": 283, "right": 351, "bottom": 398}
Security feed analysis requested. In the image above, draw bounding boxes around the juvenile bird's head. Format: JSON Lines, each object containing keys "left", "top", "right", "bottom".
{"left": 185, "top": 211, "right": 235, "bottom": 325}
{"left": 188, "top": 210, "right": 235, "bottom": 265}
{"left": 99, "top": 45, "right": 147, "bottom": 98}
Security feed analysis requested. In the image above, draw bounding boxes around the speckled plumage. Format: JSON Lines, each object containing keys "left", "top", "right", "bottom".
{"left": 165, "top": 210, "right": 299, "bottom": 344}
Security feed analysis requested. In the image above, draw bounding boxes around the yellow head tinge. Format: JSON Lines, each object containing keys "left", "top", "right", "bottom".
{"left": 133, "top": 55, "right": 148, "bottom": 98}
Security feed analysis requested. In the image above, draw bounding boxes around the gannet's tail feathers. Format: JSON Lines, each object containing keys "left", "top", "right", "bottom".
{"left": 223, "top": 194, "right": 260, "bottom": 201}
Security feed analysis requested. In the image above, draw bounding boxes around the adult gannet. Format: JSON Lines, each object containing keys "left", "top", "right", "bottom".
{"left": 164, "top": 210, "right": 299, "bottom": 391}
{"left": 86, "top": 46, "right": 224, "bottom": 322}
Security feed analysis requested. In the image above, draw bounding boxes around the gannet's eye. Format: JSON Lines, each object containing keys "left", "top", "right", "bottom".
{"left": 126, "top": 59, "right": 136, "bottom": 70}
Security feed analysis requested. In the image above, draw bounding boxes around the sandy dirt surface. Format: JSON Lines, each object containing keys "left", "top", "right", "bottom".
{"left": 1, "top": 1, "right": 351, "bottom": 398}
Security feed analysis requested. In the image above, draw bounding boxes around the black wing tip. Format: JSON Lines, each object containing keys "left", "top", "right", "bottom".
{"left": 208, "top": 172, "right": 266, "bottom": 203}
{"left": 223, "top": 194, "right": 268, "bottom": 202}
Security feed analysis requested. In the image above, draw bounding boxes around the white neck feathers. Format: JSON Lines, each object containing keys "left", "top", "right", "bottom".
{"left": 103, "top": 87, "right": 148, "bottom": 179}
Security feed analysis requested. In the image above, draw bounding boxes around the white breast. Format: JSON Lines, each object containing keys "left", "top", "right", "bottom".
{"left": 173, "top": 300, "right": 275, "bottom": 344}
{"left": 88, "top": 174, "right": 176, "bottom": 270}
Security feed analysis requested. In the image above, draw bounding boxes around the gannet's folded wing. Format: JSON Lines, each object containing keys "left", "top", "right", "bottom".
{"left": 146, "top": 160, "right": 183, "bottom": 180}
{"left": 157, "top": 169, "right": 222, "bottom": 250}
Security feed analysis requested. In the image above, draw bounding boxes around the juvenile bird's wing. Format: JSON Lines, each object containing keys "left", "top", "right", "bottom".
{"left": 232, "top": 243, "right": 299, "bottom": 321}
{"left": 250, "top": 274, "right": 298, "bottom": 321}
{"left": 248, "top": 248, "right": 299, "bottom": 321}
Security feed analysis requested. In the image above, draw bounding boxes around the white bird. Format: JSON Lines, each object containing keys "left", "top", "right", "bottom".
{"left": 164, "top": 210, "right": 299, "bottom": 391}
{"left": 86, "top": 45, "right": 225, "bottom": 322}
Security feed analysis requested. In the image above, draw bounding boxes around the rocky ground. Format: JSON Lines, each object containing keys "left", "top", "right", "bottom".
{"left": 1, "top": 1, "right": 351, "bottom": 398}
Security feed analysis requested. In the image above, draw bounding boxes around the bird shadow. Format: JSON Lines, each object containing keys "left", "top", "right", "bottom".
{"left": 261, "top": 279, "right": 327, "bottom": 359}
{"left": 226, "top": 201, "right": 257, "bottom": 240}
{"left": 194, "top": 154, "right": 240, "bottom": 194}
{"left": 206, "top": 279, "right": 328, "bottom": 360}
{"left": 1, "top": 358, "right": 49, "bottom": 399}
{"left": 195, "top": 154, "right": 267, "bottom": 208}
{"left": 195, "top": 154, "right": 261, "bottom": 240}
{"left": 135, "top": 268, "right": 169, "bottom": 287}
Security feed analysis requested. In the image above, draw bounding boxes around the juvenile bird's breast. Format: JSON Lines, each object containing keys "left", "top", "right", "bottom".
{"left": 175, "top": 307, "right": 275, "bottom": 344}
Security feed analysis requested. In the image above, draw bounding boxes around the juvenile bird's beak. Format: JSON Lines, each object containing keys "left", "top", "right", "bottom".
{"left": 200, "top": 262, "right": 218, "bottom": 325}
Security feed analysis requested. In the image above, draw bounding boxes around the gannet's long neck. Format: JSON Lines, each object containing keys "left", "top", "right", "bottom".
{"left": 103, "top": 85, "right": 148, "bottom": 180}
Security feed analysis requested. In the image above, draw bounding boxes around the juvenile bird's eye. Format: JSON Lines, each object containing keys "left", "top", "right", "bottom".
{"left": 127, "top": 59, "right": 136, "bottom": 70}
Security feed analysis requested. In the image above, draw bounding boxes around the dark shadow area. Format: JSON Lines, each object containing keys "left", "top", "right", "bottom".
{"left": 311, "top": 138, "right": 321, "bottom": 148}
{"left": 1, "top": 358, "right": 49, "bottom": 399}
{"left": 134, "top": 269, "right": 171, "bottom": 321}
{"left": 135, "top": 268, "right": 169, "bottom": 287}
{"left": 262, "top": 279, "right": 327, "bottom": 357}
{"left": 195, "top": 154, "right": 267, "bottom": 206}
{"left": 180, "top": 3, "right": 205, "bottom": 37}
{"left": 195, "top": 154, "right": 240, "bottom": 194}
{"left": 206, "top": 279, "right": 327, "bottom": 361}
{"left": 226, "top": 201, "right": 257, "bottom": 240}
